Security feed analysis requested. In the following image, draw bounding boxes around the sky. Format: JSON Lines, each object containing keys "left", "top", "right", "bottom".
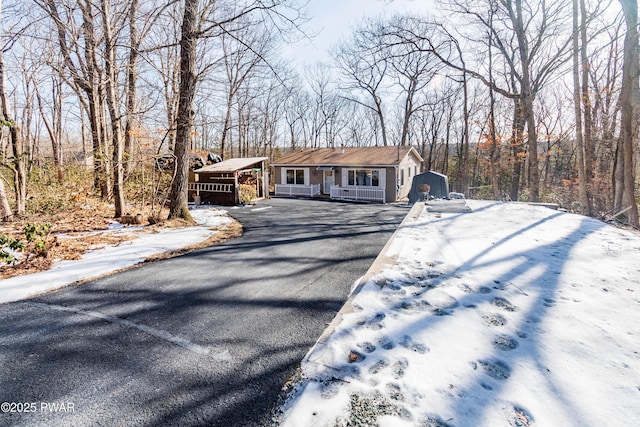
{"left": 282, "top": 0, "right": 434, "bottom": 69}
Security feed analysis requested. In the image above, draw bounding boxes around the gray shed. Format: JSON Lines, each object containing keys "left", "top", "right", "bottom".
{"left": 408, "top": 171, "right": 449, "bottom": 204}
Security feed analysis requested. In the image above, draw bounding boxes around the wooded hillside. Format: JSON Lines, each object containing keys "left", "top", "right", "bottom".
{"left": 0, "top": 0, "right": 637, "bottom": 226}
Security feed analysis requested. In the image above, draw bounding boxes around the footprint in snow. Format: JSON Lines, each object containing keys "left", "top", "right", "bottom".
{"left": 320, "top": 381, "right": 340, "bottom": 399}
{"left": 478, "top": 359, "right": 511, "bottom": 380}
{"left": 369, "top": 358, "right": 390, "bottom": 375}
{"left": 378, "top": 335, "right": 395, "bottom": 350}
{"left": 481, "top": 312, "right": 508, "bottom": 327}
{"left": 458, "top": 283, "right": 474, "bottom": 293}
{"left": 357, "top": 341, "right": 376, "bottom": 353}
{"left": 492, "top": 297, "right": 518, "bottom": 312}
{"left": 348, "top": 350, "right": 366, "bottom": 363}
{"left": 357, "top": 312, "right": 386, "bottom": 330}
{"left": 392, "top": 358, "right": 409, "bottom": 379}
{"left": 492, "top": 334, "right": 519, "bottom": 351}
{"left": 398, "top": 299, "right": 432, "bottom": 313}
{"left": 399, "top": 335, "right": 429, "bottom": 354}
{"left": 506, "top": 406, "right": 534, "bottom": 427}
{"left": 419, "top": 415, "right": 453, "bottom": 427}
{"left": 385, "top": 382, "right": 404, "bottom": 402}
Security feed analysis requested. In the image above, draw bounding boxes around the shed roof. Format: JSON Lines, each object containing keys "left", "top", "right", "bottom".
{"left": 272, "top": 146, "right": 422, "bottom": 167}
{"left": 194, "top": 157, "right": 267, "bottom": 173}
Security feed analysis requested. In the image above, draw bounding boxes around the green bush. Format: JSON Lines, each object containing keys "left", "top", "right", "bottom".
{"left": 0, "top": 222, "right": 51, "bottom": 264}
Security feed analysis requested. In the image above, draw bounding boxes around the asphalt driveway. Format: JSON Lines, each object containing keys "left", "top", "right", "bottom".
{"left": 0, "top": 198, "right": 408, "bottom": 426}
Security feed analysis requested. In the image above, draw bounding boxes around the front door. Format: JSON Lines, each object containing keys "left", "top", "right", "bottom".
{"left": 323, "top": 170, "right": 334, "bottom": 195}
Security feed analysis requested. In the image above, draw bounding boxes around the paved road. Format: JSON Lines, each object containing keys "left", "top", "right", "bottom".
{"left": 0, "top": 198, "right": 408, "bottom": 426}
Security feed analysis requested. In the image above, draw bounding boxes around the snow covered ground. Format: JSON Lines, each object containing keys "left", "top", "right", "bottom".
{"left": 279, "top": 200, "right": 640, "bottom": 427}
{"left": 0, "top": 207, "right": 231, "bottom": 305}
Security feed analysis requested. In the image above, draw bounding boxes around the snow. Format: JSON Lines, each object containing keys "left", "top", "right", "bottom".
{"left": 0, "top": 206, "right": 231, "bottom": 305}
{"left": 279, "top": 200, "right": 640, "bottom": 426}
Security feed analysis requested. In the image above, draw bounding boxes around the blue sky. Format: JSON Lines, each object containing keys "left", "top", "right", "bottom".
{"left": 282, "top": 0, "right": 434, "bottom": 69}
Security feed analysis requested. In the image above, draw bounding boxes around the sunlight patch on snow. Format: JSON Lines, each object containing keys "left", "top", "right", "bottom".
{"left": 280, "top": 201, "right": 640, "bottom": 426}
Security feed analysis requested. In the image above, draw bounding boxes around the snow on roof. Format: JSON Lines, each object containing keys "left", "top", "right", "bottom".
{"left": 272, "top": 146, "right": 422, "bottom": 167}
{"left": 195, "top": 157, "right": 267, "bottom": 173}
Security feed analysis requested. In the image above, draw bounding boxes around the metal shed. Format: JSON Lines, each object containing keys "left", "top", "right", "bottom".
{"left": 189, "top": 157, "right": 269, "bottom": 206}
{"left": 408, "top": 171, "right": 450, "bottom": 204}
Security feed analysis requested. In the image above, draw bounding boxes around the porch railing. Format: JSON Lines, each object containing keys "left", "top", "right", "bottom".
{"left": 189, "top": 183, "right": 234, "bottom": 193}
{"left": 275, "top": 184, "right": 321, "bottom": 197}
{"left": 330, "top": 185, "right": 385, "bottom": 203}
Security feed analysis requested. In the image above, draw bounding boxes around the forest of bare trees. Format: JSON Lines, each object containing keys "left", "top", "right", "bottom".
{"left": 0, "top": 0, "right": 637, "bottom": 226}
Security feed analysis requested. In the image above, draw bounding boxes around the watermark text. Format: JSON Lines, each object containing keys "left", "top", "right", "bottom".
{"left": 1, "top": 401, "right": 75, "bottom": 413}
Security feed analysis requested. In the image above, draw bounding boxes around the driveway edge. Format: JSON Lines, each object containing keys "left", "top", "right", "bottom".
{"left": 302, "top": 201, "right": 425, "bottom": 365}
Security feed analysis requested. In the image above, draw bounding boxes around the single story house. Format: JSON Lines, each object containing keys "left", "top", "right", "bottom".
{"left": 189, "top": 157, "right": 268, "bottom": 205}
{"left": 272, "top": 146, "right": 423, "bottom": 203}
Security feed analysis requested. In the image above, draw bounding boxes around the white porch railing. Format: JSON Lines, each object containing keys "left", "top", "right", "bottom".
{"left": 189, "top": 183, "right": 234, "bottom": 193}
{"left": 330, "top": 185, "right": 385, "bottom": 203}
{"left": 275, "top": 184, "right": 321, "bottom": 197}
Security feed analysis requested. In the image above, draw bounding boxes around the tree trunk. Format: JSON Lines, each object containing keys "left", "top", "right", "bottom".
{"left": 510, "top": 99, "right": 526, "bottom": 201}
{"left": 35, "top": 80, "right": 64, "bottom": 184}
{"left": 100, "top": 0, "right": 125, "bottom": 218}
{"left": 580, "top": 0, "right": 594, "bottom": 196}
{"left": 168, "top": 0, "right": 197, "bottom": 221}
{"left": 487, "top": 11, "right": 501, "bottom": 200}
{"left": 220, "top": 92, "right": 233, "bottom": 159}
{"left": 512, "top": 0, "right": 539, "bottom": 202}
{"left": 124, "top": 0, "right": 139, "bottom": 178}
{"left": 572, "top": 0, "right": 590, "bottom": 215}
{"left": 0, "top": 176, "right": 12, "bottom": 221}
{"left": 618, "top": 0, "right": 639, "bottom": 226}
{"left": 0, "top": 31, "right": 26, "bottom": 216}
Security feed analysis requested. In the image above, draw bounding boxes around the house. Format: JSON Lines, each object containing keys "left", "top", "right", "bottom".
{"left": 189, "top": 157, "right": 268, "bottom": 206}
{"left": 272, "top": 146, "right": 423, "bottom": 203}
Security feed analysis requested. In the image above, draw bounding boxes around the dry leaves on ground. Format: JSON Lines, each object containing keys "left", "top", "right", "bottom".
{"left": 0, "top": 202, "right": 242, "bottom": 280}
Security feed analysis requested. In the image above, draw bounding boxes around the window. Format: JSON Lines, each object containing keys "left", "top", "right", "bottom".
{"left": 400, "top": 169, "right": 405, "bottom": 186}
{"left": 286, "top": 169, "right": 305, "bottom": 185}
{"left": 348, "top": 169, "right": 379, "bottom": 186}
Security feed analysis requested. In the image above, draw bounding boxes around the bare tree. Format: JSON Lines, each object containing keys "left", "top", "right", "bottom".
{"left": 35, "top": 74, "right": 64, "bottom": 184}
{"left": 218, "top": 22, "right": 273, "bottom": 159}
{"left": 616, "top": 0, "right": 639, "bottom": 226}
{"left": 0, "top": 0, "right": 26, "bottom": 216}
{"left": 572, "top": 0, "right": 590, "bottom": 214}
{"left": 168, "top": 0, "right": 305, "bottom": 220}
{"left": 40, "top": 0, "right": 112, "bottom": 198}
{"left": 334, "top": 19, "right": 391, "bottom": 146}
{"left": 400, "top": 0, "right": 574, "bottom": 201}
{"left": 100, "top": 0, "right": 126, "bottom": 218}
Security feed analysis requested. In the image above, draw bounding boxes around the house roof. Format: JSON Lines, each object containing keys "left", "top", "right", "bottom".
{"left": 272, "top": 146, "right": 422, "bottom": 167}
{"left": 194, "top": 157, "right": 267, "bottom": 173}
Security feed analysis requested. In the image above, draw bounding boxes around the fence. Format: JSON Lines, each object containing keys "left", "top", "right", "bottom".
{"left": 274, "top": 184, "right": 321, "bottom": 197}
{"left": 330, "top": 186, "right": 385, "bottom": 203}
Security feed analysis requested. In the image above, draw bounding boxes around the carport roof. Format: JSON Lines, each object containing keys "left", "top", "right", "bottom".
{"left": 194, "top": 157, "right": 267, "bottom": 173}
{"left": 272, "top": 146, "right": 422, "bottom": 167}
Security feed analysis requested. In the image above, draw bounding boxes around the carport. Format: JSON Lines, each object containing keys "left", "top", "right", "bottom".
{"left": 189, "top": 157, "right": 268, "bottom": 205}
